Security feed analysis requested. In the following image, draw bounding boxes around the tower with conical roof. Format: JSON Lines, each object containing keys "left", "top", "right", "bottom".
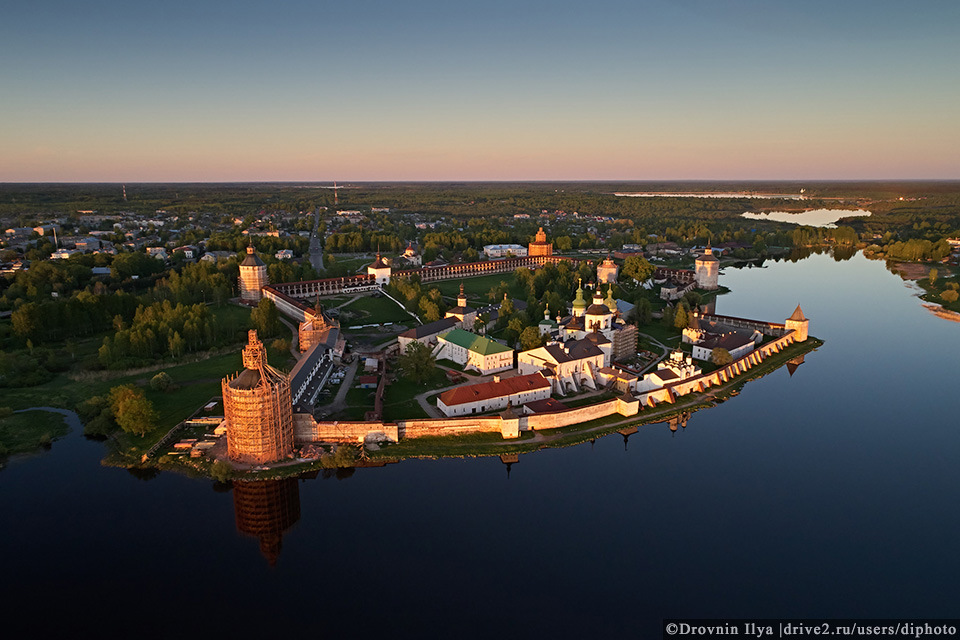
{"left": 239, "top": 245, "right": 268, "bottom": 303}
{"left": 222, "top": 330, "right": 294, "bottom": 464}
{"left": 785, "top": 304, "right": 809, "bottom": 342}
{"left": 694, "top": 243, "right": 719, "bottom": 290}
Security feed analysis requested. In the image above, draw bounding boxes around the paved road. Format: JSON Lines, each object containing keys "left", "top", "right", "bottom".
{"left": 309, "top": 206, "right": 324, "bottom": 272}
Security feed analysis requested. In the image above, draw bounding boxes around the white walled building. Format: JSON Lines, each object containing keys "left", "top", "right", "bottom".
{"left": 435, "top": 328, "right": 514, "bottom": 375}
{"left": 437, "top": 372, "right": 551, "bottom": 417}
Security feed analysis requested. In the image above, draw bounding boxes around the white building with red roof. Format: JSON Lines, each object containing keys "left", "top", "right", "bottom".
{"left": 437, "top": 372, "right": 551, "bottom": 417}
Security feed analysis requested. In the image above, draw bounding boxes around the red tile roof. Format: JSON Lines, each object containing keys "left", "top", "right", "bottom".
{"left": 439, "top": 372, "right": 550, "bottom": 407}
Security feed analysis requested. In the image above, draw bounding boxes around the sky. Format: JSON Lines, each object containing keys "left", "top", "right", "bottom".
{"left": 2, "top": 0, "right": 959, "bottom": 182}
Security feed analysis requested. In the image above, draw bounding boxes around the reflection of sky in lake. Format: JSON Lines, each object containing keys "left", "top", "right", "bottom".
{"left": 1, "top": 251, "right": 958, "bottom": 637}
{"left": 742, "top": 208, "right": 872, "bottom": 227}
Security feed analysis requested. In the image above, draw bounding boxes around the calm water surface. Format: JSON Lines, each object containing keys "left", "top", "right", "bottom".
{"left": 1, "top": 252, "right": 957, "bottom": 638}
{"left": 742, "top": 208, "right": 872, "bottom": 227}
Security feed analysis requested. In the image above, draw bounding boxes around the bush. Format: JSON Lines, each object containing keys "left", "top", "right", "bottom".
{"left": 83, "top": 413, "right": 115, "bottom": 438}
{"left": 270, "top": 338, "right": 291, "bottom": 353}
{"left": 941, "top": 289, "right": 959, "bottom": 303}
{"left": 38, "top": 433, "right": 52, "bottom": 448}
{"left": 150, "top": 371, "right": 173, "bottom": 392}
{"left": 76, "top": 396, "right": 109, "bottom": 422}
{"left": 0, "top": 406, "right": 13, "bottom": 419}
{"left": 210, "top": 460, "right": 233, "bottom": 483}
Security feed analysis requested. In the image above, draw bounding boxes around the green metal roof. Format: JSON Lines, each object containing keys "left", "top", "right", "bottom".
{"left": 439, "top": 328, "right": 512, "bottom": 355}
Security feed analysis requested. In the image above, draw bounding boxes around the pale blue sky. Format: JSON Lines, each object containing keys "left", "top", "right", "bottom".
{"left": 2, "top": 0, "right": 958, "bottom": 181}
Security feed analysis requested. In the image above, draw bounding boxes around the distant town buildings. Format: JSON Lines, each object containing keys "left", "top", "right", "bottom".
{"left": 483, "top": 244, "right": 528, "bottom": 258}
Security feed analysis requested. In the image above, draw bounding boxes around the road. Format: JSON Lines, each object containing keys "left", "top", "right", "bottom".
{"left": 309, "top": 206, "right": 324, "bottom": 273}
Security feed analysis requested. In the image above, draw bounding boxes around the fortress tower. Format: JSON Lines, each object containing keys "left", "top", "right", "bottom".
{"left": 239, "top": 245, "right": 268, "bottom": 303}
{"left": 528, "top": 227, "right": 553, "bottom": 257}
{"left": 785, "top": 305, "right": 809, "bottom": 342}
{"left": 694, "top": 244, "right": 719, "bottom": 290}
{"left": 222, "top": 330, "right": 294, "bottom": 464}
{"left": 597, "top": 255, "right": 618, "bottom": 284}
{"left": 367, "top": 250, "right": 392, "bottom": 285}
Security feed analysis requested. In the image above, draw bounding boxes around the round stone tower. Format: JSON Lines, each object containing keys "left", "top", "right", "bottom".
{"left": 694, "top": 244, "right": 719, "bottom": 290}
{"left": 785, "top": 305, "right": 809, "bottom": 342}
{"left": 222, "top": 330, "right": 294, "bottom": 465}
{"left": 239, "top": 245, "right": 268, "bottom": 303}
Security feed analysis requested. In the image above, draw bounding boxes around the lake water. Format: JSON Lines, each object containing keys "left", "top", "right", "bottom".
{"left": 2, "top": 252, "right": 958, "bottom": 638}
{"left": 742, "top": 208, "right": 872, "bottom": 227}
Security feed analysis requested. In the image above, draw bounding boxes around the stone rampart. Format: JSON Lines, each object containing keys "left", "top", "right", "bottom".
{"left": 292, "top": 330, "right": 803, "bottom": 444}
{"left": 293, "top": 413, "right": 399, "bottom": 444}
{"left": 701, "top": 313, "right": 788, "bottom": 337}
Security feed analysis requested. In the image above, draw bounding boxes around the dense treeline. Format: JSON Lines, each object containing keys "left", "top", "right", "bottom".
{"left": 11, "top": 290, "right": 140, "bottom": 342}
{"left": 97, "top": 300, "right": 238, "bottom": 368}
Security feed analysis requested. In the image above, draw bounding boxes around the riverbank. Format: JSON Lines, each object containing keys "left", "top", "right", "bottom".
{"left": 364, "top": 336, "right": 823, "bottom": 462}
{"left": 0, "top": 409, "right": 71, "bottom": 462}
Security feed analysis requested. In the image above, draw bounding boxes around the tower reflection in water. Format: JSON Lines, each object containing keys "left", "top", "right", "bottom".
{"left": 232, "top": 479, "right": 301, "bottom": 566}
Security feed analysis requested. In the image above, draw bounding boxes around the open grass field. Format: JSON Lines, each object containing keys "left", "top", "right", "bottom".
{"left": 339, "top": 295, "right": 412, "bottom": 326}
{"left": 431, "top": 273, "right": 514, "bottom": 303}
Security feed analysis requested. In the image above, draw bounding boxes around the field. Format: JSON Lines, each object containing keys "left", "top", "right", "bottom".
{"left": 431, "top": 273, "right": 514, "bottom": 304}
{"left": 338, "top": 295, "right": 412, "bottom": 326}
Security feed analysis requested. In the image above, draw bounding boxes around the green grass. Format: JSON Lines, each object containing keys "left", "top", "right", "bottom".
{"left": 372, "top": 430, "right": 538, "bottom": 458}
{"left": 431, "top": 273, "right": 515, "bottom": 302}
{"left": 339, "top": 295, "right": 411, "bottom": 326}
{"left": 637, "top": 323, "right": 682, "bottom": 345}
{"left": 0, "top": 410, "right": 70, "bottom": 456}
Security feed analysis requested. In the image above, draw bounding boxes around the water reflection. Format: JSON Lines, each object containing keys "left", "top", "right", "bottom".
{"left": 232, "top": 479, "right": 301, "bottom": 566}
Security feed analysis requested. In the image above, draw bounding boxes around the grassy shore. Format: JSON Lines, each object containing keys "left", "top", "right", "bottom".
{"left": 0, "top": 410, "right": 70, "bottom": 458}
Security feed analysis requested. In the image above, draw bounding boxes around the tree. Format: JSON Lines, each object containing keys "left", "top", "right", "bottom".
{"left": 942, "top": 289, "right": 959, "bottom": 303}
{"left": 929, "top": 268, "right": 939, "bottom": 285}
{"left": 210, "top": 460, "right": 233, "bottom": 482}
{"left": 661, "top": 306, "right": 675, "bottom": 328}
{"left": 622, "top": 255, "right": 654, "bottom": 283}
{"left": 674, "top": 305, "right": 688, "bottom": 330}
{"left": 418, "top": 298, "right": 440, "bottom": 322}
{"left": 108, "top": 385, "right": 157, "bottom": 437}
{"left": 519, "top": 326, "right": 544, "bottom": 350}
{"left": 635, "top": 298, "right": 652, "bottom": 324}
{"left": 150, "top": 371, "right": 172, "bottom": 392}
{"left": 397, "top": 341, "right": 436, "bottom": 383}
{"left": 250, "top": 298, "right": 281, "bottom": 337}
{"left": 711, "top": 348, "right": 733, "bottom": 366}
